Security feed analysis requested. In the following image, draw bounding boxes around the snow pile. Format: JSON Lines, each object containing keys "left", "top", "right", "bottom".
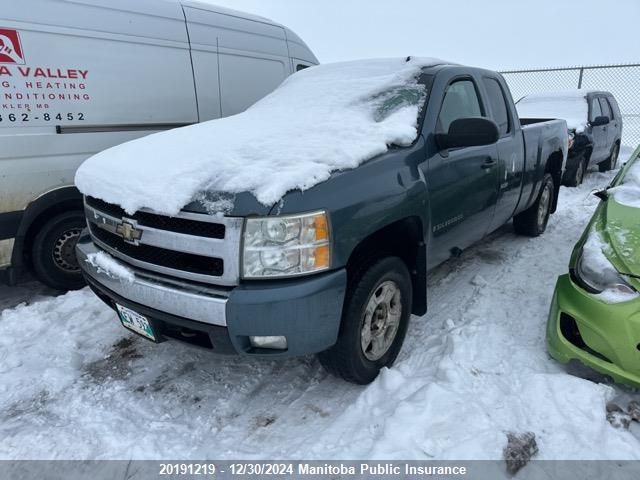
{"left": 86, "top": 251, "right": 134, "bottom": 283}
{"left": 610, "top": 159, "right": 640, "bottom": 208}
{"left": 516, "top": 90, "right": 590, "bottom": 133}
{"left": 581, "top": 230, "right": 639, "bottom": 304}
{"left": 75, "top": 57, "right": 442, "bottom": 215}
{"left": 0, "top": 290, "right": 120, "bottom": 432}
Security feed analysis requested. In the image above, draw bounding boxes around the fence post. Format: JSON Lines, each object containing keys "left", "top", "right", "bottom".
{"left": 577, "top": 67, "right": 584, "bottom": 89}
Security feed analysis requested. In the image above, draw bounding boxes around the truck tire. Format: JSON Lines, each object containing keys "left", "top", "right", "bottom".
{"left": 318, "top": 256, "right": 412, "bottom": 384}
{"left": 513, "top": 173, "right": 554, "bottom": 237}
{"left": 31, "top": 211, "right": 86, "bottom": 291}
{"left": 599, "top": 143, "right": 620, "bottom": 172}
{"left": 563, "top": 154, "right": 587, "bottom": 187}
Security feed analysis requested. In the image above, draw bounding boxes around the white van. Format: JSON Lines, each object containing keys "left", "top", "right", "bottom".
{"left": 0, "top": 0, "right": 317, "bottom": 289}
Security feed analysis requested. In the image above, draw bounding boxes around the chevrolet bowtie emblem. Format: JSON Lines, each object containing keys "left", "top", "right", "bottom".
{"left": 116, "top": 220, "right": 142, "bottom": 244}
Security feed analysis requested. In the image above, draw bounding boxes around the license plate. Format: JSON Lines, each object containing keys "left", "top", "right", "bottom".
{"left": 116, "top": 304, "right": 156, "bottom": 341}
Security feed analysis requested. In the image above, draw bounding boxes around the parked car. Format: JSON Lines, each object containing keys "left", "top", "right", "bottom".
{"left": 517, "top": 90, "right": 623, "bottom": 186}
{"left": 548, "top": 146, "right": 640, "bottom": 387}
{"left": 0, "top": 0, "right": 317, "bottom": 290}
{"left": 75, "top": 58, "right": 568, "bottom": 384}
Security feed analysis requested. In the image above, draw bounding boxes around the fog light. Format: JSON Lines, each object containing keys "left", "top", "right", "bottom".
{"left": 249, "top": 336, "right": 287, "bottom": 350}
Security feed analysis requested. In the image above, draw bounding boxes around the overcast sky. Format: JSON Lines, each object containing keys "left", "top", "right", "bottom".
{"left": 204, "top": 0, "right": 640, "bottom": 70}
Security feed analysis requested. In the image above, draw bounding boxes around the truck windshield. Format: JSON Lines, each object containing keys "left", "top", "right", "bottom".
{"left": 371, "top": 85, "right": 428, "bottom": 122}
{"left": 368, "top": 73, "right": 434, "bottom": 141}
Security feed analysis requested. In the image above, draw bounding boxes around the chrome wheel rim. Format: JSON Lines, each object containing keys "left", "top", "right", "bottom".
{"left": 361, "top": 280, "right": 402, "bottom": 361}
{"left": 53, "top": 228, "right": 82, "bottom": 272}
{"left": 537, "top": 185, "right": 551, "bottom": 228}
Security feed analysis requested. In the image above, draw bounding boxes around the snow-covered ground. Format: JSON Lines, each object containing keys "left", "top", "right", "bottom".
{"left": 2, "top": 149, "right": 640, "bottom": 461}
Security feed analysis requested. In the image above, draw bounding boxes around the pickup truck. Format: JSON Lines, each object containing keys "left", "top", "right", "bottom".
{"left": 76, "top": 59, "right": 568, "bottom": 384}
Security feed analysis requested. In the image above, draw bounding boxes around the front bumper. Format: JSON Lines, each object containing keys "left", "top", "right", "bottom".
{"left": 77, "top": 235, "right": 347, "bottom": 357}
{"left": 547, "top": 274, "right": 640, "bottom": 387}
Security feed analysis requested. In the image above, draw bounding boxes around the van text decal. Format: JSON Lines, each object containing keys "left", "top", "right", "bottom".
{"left": 0, "top": 67, "right": 89, "bottom": 79}
{"left": 0, "top": 28, "right": 92, "bottom": 122}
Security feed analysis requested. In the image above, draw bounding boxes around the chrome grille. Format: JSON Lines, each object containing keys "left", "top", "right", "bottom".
{"left": 84, "top": 198, "right": 243, "bottom": 286}
{"left": 85, "top": 197, "right": 226, "bottom": 239}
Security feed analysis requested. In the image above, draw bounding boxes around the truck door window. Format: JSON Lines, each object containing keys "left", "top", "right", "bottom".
{"left": 590, "top": 97, "right": 602, "bottom": 121}
{"left": 599, "top": 97, "right": 612, "bottom": 119}
{"left": 437, "top": 79, "right": 483, "bottom": 133}
{"left": 482, "top": 78, "right": 510, "bottom": 135}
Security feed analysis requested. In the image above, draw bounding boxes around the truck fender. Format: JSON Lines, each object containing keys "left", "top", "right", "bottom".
{"left": 344, "top": 214, "right": 428, "bottom": 316}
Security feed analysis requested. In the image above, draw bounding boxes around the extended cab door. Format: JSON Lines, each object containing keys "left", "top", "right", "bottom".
{"left": 426, "top": 76, "right": 500, "bottom": 267}
{"left": 588, "top": 95, "right": 608, "bottom": 163}
{"left": 482, "top": 75, "right": 525, "bottom": 233}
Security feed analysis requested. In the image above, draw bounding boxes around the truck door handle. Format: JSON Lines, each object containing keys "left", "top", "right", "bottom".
{"left": 481, "top": 158, "right": 497, "bottom": 169}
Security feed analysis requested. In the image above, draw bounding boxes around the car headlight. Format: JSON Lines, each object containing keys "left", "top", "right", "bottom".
{"left": 242, "top": 211, "right": 330, "bottom": 278}
{"left": 574, "top": 231, "right": 637, "bottom": 297}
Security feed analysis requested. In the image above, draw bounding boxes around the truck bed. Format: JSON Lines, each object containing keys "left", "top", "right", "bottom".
{"left": 518, "top": 118, "right": 568, "bottom": 214}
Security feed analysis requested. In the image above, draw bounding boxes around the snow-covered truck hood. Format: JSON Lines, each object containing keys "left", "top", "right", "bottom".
{"left": 516, "top": 90, "right": 590, "bottom": 133}
{"left": 75, "top": 57, "right": 443, "bottom": 216}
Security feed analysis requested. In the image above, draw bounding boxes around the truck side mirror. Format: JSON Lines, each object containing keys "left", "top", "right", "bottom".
{"left": 435, "top": 117, "right": 499, "bottom": 150}
{"left": 591, "top": 116, "right": 610, "bottom": 127}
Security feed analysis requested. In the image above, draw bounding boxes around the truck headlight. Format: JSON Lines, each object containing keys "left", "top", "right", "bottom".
{"left": 242, "top": 211, "right": 330, "bottom": 278}
{"left": 574, "top": 232, "right": 637, "bottom": 297}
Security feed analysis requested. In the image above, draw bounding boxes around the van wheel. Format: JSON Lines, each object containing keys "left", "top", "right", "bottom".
{"left": 513, "top": 173, "right": 554, "bottom": 237}
{"left": 599, "top": 143, "right": 620, "bottom": 172}
{"left": 31, "top": 211, "right": 86, "bottom": 291}
{"left": 318, "top": 256, "right": 412, "bottom": 384}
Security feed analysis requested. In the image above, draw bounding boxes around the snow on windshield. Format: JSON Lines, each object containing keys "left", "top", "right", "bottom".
{"left": 75, "top": 57, "right": 442, "bottom": 216}
{"left": 516, "top": 90, "right": 590, "bottom": 133}
{"left": 610, "top": 157, "right": 640, "bottom": 208}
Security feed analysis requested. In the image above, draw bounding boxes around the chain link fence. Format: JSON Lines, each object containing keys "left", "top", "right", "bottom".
{"left": 500, "top": 64, "right": 640, "bottom": 147}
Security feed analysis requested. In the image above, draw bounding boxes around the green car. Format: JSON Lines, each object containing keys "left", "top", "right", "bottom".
{"left": 548, "top": 146, "right": 640, "bottom": 387}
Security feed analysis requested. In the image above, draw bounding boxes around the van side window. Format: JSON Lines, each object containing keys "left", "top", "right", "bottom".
{"left": 482, "top": 77, "right": 510, "bottom": 135}
{"left": 297, "top": 64, "right": 309, "bottom": 71}
{"left": 600, "top": 97, "right": 613, "bottom": 120}
{"left": 437, "top": 79, "right": 483, "bottom": 133}
{"left": 590, "top": 97, "right": 602, "bottom": 121}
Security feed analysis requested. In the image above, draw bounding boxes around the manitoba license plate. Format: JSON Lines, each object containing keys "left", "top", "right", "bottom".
{"left": 116, "top": 304, "right": 156, "bottom": 341}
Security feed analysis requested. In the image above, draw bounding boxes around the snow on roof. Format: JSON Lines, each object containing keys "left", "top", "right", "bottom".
{"left": 75, "top": 57, "right": 443, "bottom": 215}
{"left": 516, "top": 89, "right": 592, "bottom": 133}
